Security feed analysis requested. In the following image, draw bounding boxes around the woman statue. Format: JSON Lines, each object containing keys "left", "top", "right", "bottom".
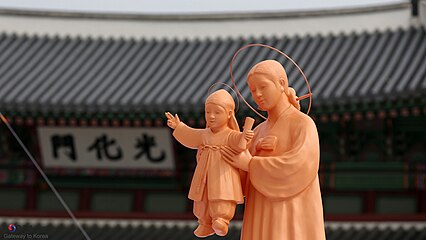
{"left": 221, "top": 60, "right": 326, "bottom": 240}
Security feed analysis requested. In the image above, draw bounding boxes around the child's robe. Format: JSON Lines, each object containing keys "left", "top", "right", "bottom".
{"left": 173, "top": 122, "right": 244, "bottom": 203}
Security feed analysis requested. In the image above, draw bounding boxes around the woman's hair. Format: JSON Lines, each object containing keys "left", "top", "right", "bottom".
{"left": 287, "top": 87, "right": 300, "bottom": 110}
{"left": 247, "top": 60, "right": 300, "bottom": 110}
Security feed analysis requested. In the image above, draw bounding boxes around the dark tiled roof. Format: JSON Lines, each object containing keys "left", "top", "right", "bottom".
{"left": 0, "top": 27, "right": 425, "bottom": 114}
{"left": 1, "top": 222, "right": 425, "bottom": 240}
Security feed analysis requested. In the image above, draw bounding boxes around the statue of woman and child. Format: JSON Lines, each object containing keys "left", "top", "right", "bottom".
{"left": 165, "top": 44, "right": 326, "bottom": 240}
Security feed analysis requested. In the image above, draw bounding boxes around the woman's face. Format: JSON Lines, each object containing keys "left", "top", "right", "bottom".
{"left": 247, "top": 74, "right": 282, "bottom": 111}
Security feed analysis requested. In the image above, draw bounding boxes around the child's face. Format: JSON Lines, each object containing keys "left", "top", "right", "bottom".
{"left": 205, "top": 103, "right": 229, "bottom": 131}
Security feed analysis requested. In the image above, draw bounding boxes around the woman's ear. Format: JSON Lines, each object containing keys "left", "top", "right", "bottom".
{"left": 279, "top": 77, "right": 288, "bottom": 94}
{"left": 279, "top": 78, "right": 285, "bottom": 92}
{"left": 228, "top": 110, "right": 232, "bottom": 119}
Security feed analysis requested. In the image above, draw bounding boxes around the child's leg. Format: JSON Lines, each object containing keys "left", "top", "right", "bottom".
{"left": 193, "top": 192, "right": 214, "bottom": 237}
{"left": 209, "top": 200, "right": 236, "bottom": 236}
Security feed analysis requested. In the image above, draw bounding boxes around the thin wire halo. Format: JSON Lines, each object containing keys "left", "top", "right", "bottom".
{"left": 230, "top": 43, "right": 313, "bottom": 120}
{"left": 207, "top": 82, "right": 241, "bottom": 113}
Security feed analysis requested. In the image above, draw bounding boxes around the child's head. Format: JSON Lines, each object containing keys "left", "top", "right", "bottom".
{"left": 205, "top": 89, "right": 239, "bottom": 131}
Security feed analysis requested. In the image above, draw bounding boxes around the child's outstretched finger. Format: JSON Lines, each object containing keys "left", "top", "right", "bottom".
{"left": 165, "top": 112, "right": 174, "bottom": 120}
{"left": 174, "top": 114, "right": 180, "bottom": 122}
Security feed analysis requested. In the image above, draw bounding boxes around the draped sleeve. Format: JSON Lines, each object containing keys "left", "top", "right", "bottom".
{"left": 249, "top": 114, "right": 320, "bottom": 200}
{"left": 227, "top": 130, "right": 247, "bottom": 153}
{"left": 172, "top": 122, "right": 203, "bottom": 149}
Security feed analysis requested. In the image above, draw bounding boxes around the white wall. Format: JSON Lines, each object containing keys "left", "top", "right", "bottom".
{"left": 0, "top": 8, "right": 415, "bottom": 40}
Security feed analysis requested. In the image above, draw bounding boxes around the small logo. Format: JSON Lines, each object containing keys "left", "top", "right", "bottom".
{"left": 8, "top": 224, "right": 16, "bottom": 232}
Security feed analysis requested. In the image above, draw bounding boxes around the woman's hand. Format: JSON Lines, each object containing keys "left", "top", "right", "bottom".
{"left": 221, "top": 146, "right": 252, "bottom": 172}
{"left": 165, "top": 112, "right": 181, "bottom": 129}
{"left": 256, "top": 136, "right": 277, "bottom": 151}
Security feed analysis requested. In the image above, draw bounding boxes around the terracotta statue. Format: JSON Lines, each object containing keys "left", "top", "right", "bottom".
{"left": 221, "top": 60, "right": 326, "bottom": 240}
{"left": 165, "top": 89, "right": 254, "bottom": 238}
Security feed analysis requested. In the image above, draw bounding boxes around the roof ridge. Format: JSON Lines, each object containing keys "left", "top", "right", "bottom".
{"left": 0, "top": 3, "right": 410, "bottom": 21}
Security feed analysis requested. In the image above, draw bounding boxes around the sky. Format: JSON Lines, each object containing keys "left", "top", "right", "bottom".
{"left": 0, "top": 0, "right": 406, "bottom": 14}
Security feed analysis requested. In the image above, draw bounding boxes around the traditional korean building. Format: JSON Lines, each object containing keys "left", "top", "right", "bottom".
{"left": 0, "top": 1, "right": 425, "bottom": 238}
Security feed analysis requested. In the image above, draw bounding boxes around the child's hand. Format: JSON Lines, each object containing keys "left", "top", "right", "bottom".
{"left": 244, "top": 130, "right": 254, "bottom": 142}
{"left": 165, "top": 112, "right": 181, "bottom": 129}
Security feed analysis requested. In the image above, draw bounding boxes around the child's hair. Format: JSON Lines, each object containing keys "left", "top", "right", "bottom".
{"left": 205, "top": 89, "right": 240, "bottom": 131}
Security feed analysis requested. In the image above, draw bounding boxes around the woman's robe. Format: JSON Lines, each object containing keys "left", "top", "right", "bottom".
{"left": 173, "top": 122, "right": 244, "bottom": 203}
{"left": 241, "top": 106, "right": 326, "bottom": 240}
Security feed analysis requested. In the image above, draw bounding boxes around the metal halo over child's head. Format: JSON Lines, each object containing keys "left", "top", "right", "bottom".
{"left": 229, "top": 43, "right": 313, "bottom": 120}
{"left": 207, "top": 82, "right": 241, "bottom": 113}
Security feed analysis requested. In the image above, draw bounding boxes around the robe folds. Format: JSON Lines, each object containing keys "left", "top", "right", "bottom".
{"left": 241, "top": 106, "right": 326, "bottom": 240}
{"left": 173, "top": 123, "right": 244, "bottom": 203}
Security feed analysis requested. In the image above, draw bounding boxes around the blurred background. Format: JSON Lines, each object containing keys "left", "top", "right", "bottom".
{"left": 0, "top": 0, "right": 425, "bottom": 239}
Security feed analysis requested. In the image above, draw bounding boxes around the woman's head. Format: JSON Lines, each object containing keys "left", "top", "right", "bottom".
{"left": 205, "top": 89, "right": 239, "bottom": 131}
{"left": 247, "top": 60, "right": 300, "bottom": 111}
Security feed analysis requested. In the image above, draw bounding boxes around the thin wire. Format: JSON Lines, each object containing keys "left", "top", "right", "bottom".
{"left": 207, "top": 82, "right": 241, "bottom": 113}
{"left": 230, "top": 43, "right": 313, "bottom": 120}
{"left": 0, "top": 112, "right": 92, "bottom": 240}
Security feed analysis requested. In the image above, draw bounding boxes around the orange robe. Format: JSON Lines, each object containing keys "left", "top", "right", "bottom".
{"left": 173, "top": 122, "right": 244, "bottom": 203}
{"left": 241, "top": 106, "right": 326, "bottom": 240}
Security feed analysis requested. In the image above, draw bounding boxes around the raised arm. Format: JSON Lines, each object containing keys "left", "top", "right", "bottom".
{"left": 166, "top": 112, "right": 203, "bottom": 149}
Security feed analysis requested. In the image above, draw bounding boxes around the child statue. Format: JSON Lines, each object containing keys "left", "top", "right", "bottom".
{"left": 165, "top": 89, "right": 254, "bottom": 237}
